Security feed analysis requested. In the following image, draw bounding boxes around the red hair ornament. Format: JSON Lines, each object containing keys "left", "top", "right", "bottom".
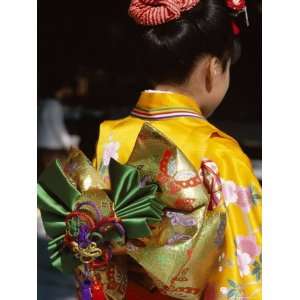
{"left": 227, "top": 0, "right": 250, "bottom": 28}
{"left": 129, "top": 0, "right": 249, "bottom": 37}
{"left": 128, "top": 0, "right": 200, "bottom": 26}
{"left": 226, "top": 0, "right": 246, "bottom": 11}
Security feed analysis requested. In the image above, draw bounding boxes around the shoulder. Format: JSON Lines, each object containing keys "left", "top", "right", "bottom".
{"left": 98, "top": 116, "right": 142, "bottom": 134}
{"left": 200, "top": 122, "right": 255, "bottom": 183}
{"left": 96, "top": 116, "right": 144, "bottom": 149}
{"left": 209, "top": 132, "right": 251, "bottom": 166}
{"left": 201, "top": 120, "right": 249, "bottom": 160}
{"left": 94, "top": 116, "right": 144, "bottom": 168}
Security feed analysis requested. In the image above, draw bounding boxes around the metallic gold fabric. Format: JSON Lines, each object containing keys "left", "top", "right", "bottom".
{"left": 63, "top": 148, "right": 106, "bottom": 191}
{"left": 38, "top": 147, "right": 165, "bottom": 272}
{"left": 127, "top": 124, "right": 209, "bottom": 210}
{"left": 94, "top": 91, "right": 262, "bottom": 299}
{"left": 38, "top": 122, "right": 227, "bottom": 300}
{"left": 121, "top": 124, "right": 225, "bottom": 299}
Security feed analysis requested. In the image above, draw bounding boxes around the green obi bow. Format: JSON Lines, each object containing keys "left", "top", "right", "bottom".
{"left": 38, "top": 123, "right": 225, "bottom": 300}
{"left": 38, "top": 151, "right": 164, "bottom": 273}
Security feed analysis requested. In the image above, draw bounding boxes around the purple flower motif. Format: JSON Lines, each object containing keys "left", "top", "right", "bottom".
{"left": 166, "top": 211, "right": 197, "bottom": 227}
{"left": 214, "top": 215, "right": 226, "bottom": 247}
{"left": 167, "top": 233, "right": 191, "bottom": 245}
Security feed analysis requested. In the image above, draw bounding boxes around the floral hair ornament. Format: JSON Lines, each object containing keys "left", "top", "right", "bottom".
{"left": 226, "top": 0, "right": 250, "bottom": 29}
{"left": 128, "top": 0, "right": 200, "bottom": 26}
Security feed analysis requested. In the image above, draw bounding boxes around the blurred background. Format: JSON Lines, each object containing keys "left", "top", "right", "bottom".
{"left": 37, "top": 1, "right": 261, "bottom": 299}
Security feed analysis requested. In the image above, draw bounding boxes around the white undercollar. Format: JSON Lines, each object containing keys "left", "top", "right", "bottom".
{"left": 144, "top": 89, "right": 175, "bottom": 94}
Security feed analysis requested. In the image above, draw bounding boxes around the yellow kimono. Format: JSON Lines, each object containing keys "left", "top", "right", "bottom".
{"left": 94, "top": 91, "right": 262, "bottom": 300}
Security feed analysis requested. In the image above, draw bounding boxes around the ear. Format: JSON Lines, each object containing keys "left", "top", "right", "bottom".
{"left": 205, "top": 57, "right": 222, "bottom": 93}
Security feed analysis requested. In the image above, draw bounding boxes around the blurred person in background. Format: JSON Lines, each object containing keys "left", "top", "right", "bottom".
{"left": 37, "top": 66, "right": 88, "bottom": 175}
{"left": 37, "top": 67, "right": 89, "bottom": 300}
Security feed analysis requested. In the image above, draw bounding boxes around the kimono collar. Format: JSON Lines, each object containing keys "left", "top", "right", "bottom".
{"left": 131, "top": 90, "right": 204, "bottom": 120}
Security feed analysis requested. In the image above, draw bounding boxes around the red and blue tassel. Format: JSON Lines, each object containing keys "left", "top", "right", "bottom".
{"left": 91, "top": 281, "right": 106, "bottom": 300}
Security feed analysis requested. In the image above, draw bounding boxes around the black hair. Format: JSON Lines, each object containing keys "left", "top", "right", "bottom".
{"left": 133, "top": 0, "right": 236, "bottom": 87}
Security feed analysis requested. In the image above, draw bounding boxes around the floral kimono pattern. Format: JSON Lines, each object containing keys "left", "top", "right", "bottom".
{"left": 94, "top": 91, "right": 262, "bottom": 300}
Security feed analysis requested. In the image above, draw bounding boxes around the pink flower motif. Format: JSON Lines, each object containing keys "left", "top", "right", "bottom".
{"left": 102, "top": 140, "right": 120, "bottom": 166}
{"left": 236, "top": 235, "right": 260, "bottom": 277}
{"left": 236, "top": 186, "right": 252, "bottom": 212}
{"left": 236, "top": 235, "right": 260, "bottom": 260}
{"left": 237, "top": 250, "right": 251, "bottom": 276}
{"left": 222, "top": 180, "right": 238, "bottom": 205}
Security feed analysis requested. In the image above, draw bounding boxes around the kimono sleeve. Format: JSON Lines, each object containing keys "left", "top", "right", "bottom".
{"left": 201, "top": 134, "right": 262, "bottom": 300}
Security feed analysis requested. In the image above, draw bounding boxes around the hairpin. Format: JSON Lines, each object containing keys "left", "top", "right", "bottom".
{"left": 226, "top": 0, "right": 250, "bottom": 27}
